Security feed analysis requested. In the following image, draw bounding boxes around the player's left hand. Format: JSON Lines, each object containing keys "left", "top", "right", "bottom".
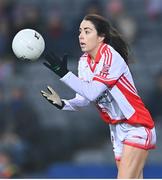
{"left": 41, "top": 86, "right": 65, "bottom": 109}
{"left": 43, "top": 51, "right": 69, "bottom": 77}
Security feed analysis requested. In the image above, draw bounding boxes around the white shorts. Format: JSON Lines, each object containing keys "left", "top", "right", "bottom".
{"left": 109, "top": 123, "right": 156, "bottom": 161}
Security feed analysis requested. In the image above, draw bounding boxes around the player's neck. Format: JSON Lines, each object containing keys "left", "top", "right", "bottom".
{"left": 91, "top": 58, "right": 95, "bottom": 64}
{"left": 88, "top": 42, "right": 103, "bottom": 63}
{"left": 88, "top": 50, "right": 97, "bottom": 63}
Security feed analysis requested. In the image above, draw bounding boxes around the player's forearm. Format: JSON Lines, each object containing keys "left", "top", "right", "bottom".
{"left": 60, "top": 72, "right": 107, "bottom": 101}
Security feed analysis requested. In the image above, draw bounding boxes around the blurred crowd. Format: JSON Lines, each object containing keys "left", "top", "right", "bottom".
{"left": 0, "top": 0, "right": 162, "bottom": 178}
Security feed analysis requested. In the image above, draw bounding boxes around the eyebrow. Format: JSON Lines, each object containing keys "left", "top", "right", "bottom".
{"left": 79, "top": 27, "right": 93, "bottom": 31}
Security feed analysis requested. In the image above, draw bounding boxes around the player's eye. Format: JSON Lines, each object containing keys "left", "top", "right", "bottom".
{"left": 85, "top": 30, "right": 90, "bottom": 34}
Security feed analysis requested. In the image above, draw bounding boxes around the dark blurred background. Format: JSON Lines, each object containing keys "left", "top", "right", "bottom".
{"left": 0, "top": 0, "right": 162, "bottom": 178}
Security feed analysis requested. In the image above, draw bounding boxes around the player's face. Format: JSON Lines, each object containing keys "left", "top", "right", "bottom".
{"left": 79, "top": 20, "right": 104, "bottom": 58}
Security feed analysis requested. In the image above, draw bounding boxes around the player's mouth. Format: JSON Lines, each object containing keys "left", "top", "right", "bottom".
{"left": 80, "top": 42, "right": 86, "bottom": 47}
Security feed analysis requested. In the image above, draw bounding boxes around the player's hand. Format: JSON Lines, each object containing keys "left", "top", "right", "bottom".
{"left": 41, "top": 86, "right": 65, "bottom": 109}
{"left": 43, "top": 51, "right": 69, "bottom": 77}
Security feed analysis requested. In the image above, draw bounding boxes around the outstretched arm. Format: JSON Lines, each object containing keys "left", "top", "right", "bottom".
{"left": 41, "top": 86, "right": 90, "bottom": 111}
{"left": 61, "top": 72, "right": 107, "bottom": 101}
{"left": 43, "top": 52, "right": 107, "bottom": 101}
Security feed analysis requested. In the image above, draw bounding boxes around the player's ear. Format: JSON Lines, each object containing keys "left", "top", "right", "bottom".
{"left": 98, "top": 35, "right": 105, "bottom": 43}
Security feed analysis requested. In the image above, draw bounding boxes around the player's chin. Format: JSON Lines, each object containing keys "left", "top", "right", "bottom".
{"left": 80, "top": 47, "right": 87, "bottom": 52}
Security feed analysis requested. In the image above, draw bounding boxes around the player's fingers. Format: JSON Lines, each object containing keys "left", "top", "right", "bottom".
{"left": 41, "top": 90, "right": 47, "bottom": 95}
{"left": 41, "top": 90, "right": 50, "bottom": 97}
{"left": 45, "top": 51, "right": 61, "bottom": 64}
{"left": 47, "top": 86, "right": 56, "bottom": 94}
{"left": 43, "top": 62, "right": 52, "bottom": 70}
{"left": 44, "top": 51, "right": 54, "bottom": 63}
{"left": 47, "top": 86, "right": 54, "bottom": 94}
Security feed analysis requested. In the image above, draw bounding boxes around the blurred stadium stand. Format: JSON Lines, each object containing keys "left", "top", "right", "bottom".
{"left": 0, "top": 0, "right": 162, "bottom": 178}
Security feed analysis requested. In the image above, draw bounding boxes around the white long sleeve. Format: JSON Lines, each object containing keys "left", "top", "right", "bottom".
{"left": 62, "top": 93, "right": 90, "bottom": 111}
{"left": 60, "top": 72, "right": 107, "bottom": 101}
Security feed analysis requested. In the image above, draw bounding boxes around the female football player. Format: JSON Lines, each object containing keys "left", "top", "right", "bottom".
{"left": 41, "top": 14, "right": 156, "bottom": 178}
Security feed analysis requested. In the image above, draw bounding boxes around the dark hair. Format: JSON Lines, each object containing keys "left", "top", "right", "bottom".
{"left": 83, "top": 14, "right": 129, "bottom": 64}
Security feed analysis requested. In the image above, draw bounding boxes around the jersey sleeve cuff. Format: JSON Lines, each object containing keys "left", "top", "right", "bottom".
{"left": 60, "top": 71, "right": 74, "bottom": 81}
{"left": 61, "top": 99, "right": 77, "bottom": 111}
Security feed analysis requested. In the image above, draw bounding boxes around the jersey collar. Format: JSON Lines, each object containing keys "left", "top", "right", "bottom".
{"left": 87, "top": 43, "right": 107, "bottom": 72}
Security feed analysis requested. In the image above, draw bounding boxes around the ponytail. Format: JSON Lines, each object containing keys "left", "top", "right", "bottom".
{"left": 108, "top": 27, "right": 129, "bottom": 64}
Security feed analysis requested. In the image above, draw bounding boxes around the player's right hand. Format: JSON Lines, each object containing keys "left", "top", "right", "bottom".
{"left": 43, "top": 51, "right": 69, "bottom": 78}
{"left": 41, "top": 86, "right": 65, "bottom": 109}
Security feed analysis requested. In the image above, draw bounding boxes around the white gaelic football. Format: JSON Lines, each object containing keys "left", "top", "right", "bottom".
{"left": 12, "top": 29, "right": 45, "bottom": 61}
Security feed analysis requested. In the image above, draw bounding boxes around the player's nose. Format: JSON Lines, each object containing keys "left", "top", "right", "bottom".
{"left": 79, "top": 32, "right": 84, "bottom": 40}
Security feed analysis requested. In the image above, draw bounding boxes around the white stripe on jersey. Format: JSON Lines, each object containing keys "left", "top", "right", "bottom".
{"left": 109, "top": 85, "right": 135, "bottom": 119}
{"left": 119, "top": 76, "right": 138, "bottom": 96}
